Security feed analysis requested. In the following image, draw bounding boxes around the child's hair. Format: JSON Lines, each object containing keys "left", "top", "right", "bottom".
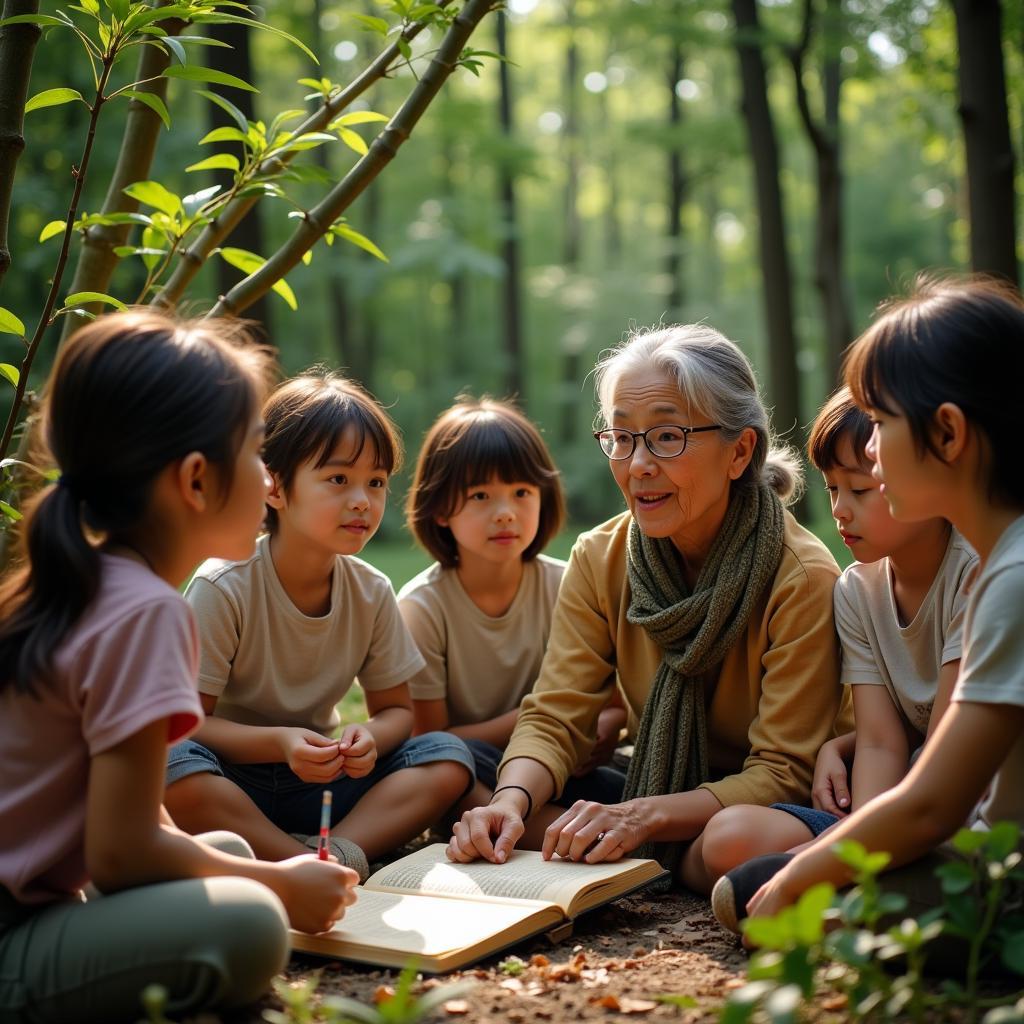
{"left": 844, "top": 272, "right": 1024, "bottom": 508}
{"left": 807, "top": 386, "right": 873, "bottom": 472}
{"left": 0, "top": 310, "right": 271, "bottom": 696}
{"left": 261, "top": 368, "right": 402, "bottom": 533}
{"left": 405, "top": 396, "right": 566, "bottom": 568}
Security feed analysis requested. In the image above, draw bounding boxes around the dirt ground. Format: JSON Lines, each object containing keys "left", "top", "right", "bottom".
{"left": 243, "top": 887, "right": 764, "bottom": 1024}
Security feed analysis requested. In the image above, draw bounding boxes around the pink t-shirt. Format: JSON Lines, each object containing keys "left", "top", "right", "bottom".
{"left": 0, "top": 555, "right": 203, "bottom": 905}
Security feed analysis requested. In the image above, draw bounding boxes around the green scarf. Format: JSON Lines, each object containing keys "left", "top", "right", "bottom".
{"left": 621, "top": 482, "right": 785, "bottom": 873}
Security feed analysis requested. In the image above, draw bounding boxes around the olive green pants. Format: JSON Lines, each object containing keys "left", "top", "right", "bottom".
{"left": 0, "top": 832, "right": 289, "bottom": 1024}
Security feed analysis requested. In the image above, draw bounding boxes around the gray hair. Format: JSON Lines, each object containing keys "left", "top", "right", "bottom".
{"left": 593, "top": 324, "right": 803, "bottom": 504}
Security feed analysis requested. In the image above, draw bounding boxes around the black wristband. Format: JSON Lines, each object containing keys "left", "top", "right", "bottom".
{"left": 491, "top": 784, "right": 533, "bottom": 821}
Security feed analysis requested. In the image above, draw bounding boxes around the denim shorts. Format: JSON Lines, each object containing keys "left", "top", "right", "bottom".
{"left": 166, "top": 732, "right": 475, "bottom": 836}
{"left": 771, "top": 802, "right": 839, "bottom": 838}
{"left": 463, "top": 738, "right": 627, "bottom": 808}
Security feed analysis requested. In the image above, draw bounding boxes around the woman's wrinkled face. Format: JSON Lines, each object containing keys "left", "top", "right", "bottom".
{"left": 606, "top": 365, "right": 754, "bottom": 556}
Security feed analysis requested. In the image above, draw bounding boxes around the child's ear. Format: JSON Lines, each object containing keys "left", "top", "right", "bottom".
{"left": 932, "top": 402, "right": 968, "bottom": 463}
{"left": 265, "top": 470, "right": 288, "bottom": 511}
{"left": 177, "top": 451, "right": 210, "bottom": 512}
{"left": 435, "top": 513, "right": 449, "bottom": 528}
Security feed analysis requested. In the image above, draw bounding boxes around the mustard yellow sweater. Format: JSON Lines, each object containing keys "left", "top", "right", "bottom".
{"left": 501, "top": 509, "right": 843, "bottom": 809}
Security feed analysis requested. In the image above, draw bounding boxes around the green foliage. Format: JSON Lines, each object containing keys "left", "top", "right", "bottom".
{"left": 263, "top": 961, "right": 476, "bottom": 1024}
{"left": 721, "top": 827, "right": 1024, "bottom": 1023}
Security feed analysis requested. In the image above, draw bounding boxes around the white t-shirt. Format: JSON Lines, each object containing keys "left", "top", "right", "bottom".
{"left": 186, "top": 534, "right": 425, "bottom": 735}
{"left": 398, "top": 555, "right": 566, "bottom": 727}
{"left": 834, "top": 529, "right": 976, "bottom": 736}
{"left": 953, "top": 515, "right": 1024, "bottom": 829}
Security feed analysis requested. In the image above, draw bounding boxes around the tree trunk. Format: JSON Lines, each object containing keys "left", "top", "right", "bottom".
{"left": 601, "top": 46, "right": 622, "bottom": 263}
{"left": 0, "top": 0, "right": 41, "bottom": 290}
{"left": 731, "top": 0, "right": 801, "bottom": 448}
{"left": 496, "top": 10, "right": 524, "bottom": 400}
{"left": 666, "top": 38, "right": 686, "bottom": 318}
{"left": 951, "top": 0, "right": 1018, "bottom": 284}
{"left": 207, "top": 18, "right": 269, "bottom": 332}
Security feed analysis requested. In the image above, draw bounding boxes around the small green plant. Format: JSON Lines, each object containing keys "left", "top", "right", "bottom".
{"left": 264, "top": 960, "right": 475, "bottom": 1024}
{"left": 720, "top": 825, "right": 1024, "bottom": 1023}
{"left": 136, "top": 983, "right": 174, "bottom": 1024}
{"left": 497, "top": 954, "right": 527, "bottom": 976}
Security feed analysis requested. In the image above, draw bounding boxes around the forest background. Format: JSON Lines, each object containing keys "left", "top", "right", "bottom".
{"left": 0, "top": 0, "right": 1020, "bottom": 588}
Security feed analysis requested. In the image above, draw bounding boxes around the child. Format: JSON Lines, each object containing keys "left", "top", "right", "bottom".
{"left": 713, "top": 275, "right": 1024, "bottom": 974}
{"left": 0, "top": 312, "right": 357, "bottom": 1024}
{"left": 701, "top": 386, "right": 975, "bottom": 916}
{"left": 164, "top": 370, "right": 475, "bottom": 882}
{"left": 400, "top": 397, "right": 627, "bottom": 828}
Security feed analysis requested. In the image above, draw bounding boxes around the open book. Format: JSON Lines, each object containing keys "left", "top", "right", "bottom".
{"left": 290, "top": 843, "right": 669, "bottom": 972}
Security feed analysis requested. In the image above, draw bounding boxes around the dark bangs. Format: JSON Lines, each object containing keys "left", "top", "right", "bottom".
{"left": 807, "top": 387, "right": 873, "bottom": 471}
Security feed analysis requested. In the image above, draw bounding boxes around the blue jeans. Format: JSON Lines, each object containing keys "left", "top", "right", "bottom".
{"left": 167, "top": 732, "right": 475, "bottom": 836}
{"left": 463, "top": 738, "right": 627, "bottom": 808}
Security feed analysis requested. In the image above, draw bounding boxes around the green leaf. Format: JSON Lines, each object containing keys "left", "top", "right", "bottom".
{"left": 217, "top": 248, "right": 297, "bottom": 310}
{"left": 123, "top": 180, "right": 183, "bottom": 217}
{"left": 164, "top": 65, "right": 258, "bottom": 92}
{"left": 332, "top": 110, "right": 389, "bottom": 127}
{"left": 331, "top": 223, "right": 388, "bottom": 262}
{"left": 121, "top": 89, "right": 171, "bottom": 129}
{"left": 62, "top": 291, "right": 127, "bottom": 311}
{"left": 301, "top": 249, "right": 312, "bottom": 266}
{"left": 655, "top": 994, "right": 697, "bottom": 1008}
{"left": 351, "top": 13, "right": 389, "bottom": 33}
{"left": 161, "top": 34, "right": 187, "bottom": 67}
{"left": 0, "top": 363, "right": 19, "bottom": 387}
{"left": 986, "top": 822, "right": 1020, "bottom": 861}
{"left": 39, "top": 220, "right": 66, "bottom": 243}
{"left": 0, "top": 500, "right": 22, "bottom": 522}
{"left": 196, "top": 89, "right": 249, "bottom": 132}
{"left": 188, "top": 12, "right": 317, "bottom": 63}
{"left": 113, "top": 246, "right": 168, "bottom": 258}
{"left": 0, "top": 308, "right": 26, "bottom": 336}
{"left": 0, "top": 14, "right": 69, "bottom": 27}
{"left": 105, "top": 0, "right": 131, "bottom": 23}
{"left": 397, "top": 37, "right": 412, "bottom": 60}
{"left": 274, "top": 131, "right": 337, "bottom": 153}
{"left": 25, "top": 88, "right": 86, "bottom": 113}
{"left": 337, "top": 126, "right": 368, "bottom": 156}
{"left": 937, "top": 861, "right": 975, "bottom": 895}
{"left": 793, "top": 882, "right": 834, "bottom": 944}
{"left": 199, "top": 126, "right": 250, "bottom": 146}
{"left": 185, "top": 154, "right": 240, "bottom": 173}
{"left": 122, "top": 4, "right": 195, "bottom": 32}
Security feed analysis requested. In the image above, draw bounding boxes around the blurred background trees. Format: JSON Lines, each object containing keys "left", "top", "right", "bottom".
{"left": 0, "top": 0, "right": 1020, "bottom": 563}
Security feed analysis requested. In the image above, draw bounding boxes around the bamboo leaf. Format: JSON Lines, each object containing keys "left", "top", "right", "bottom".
{"left": 62, "top": 291, "right": 128, "bottom": 311}
{"left": 216, "top": 248, "right": 298, "bottom": 310}
{"left": 197, "top": 89, "right": 249, "bottom": 132}
{"left": 105, "top": 0, "right": 131, "bottom": 23}
{"left": 0, "top": 308, "right": 26, "bottom": 336}
{"left": 121, "top": 89, "right": 171, "bottom": 129}
{"left": 161, "top": 34, "right": 187, "bottom": 66}
{"left": 336, "top": 126, "right": 368, "bottom": 155}
{"left": 39, "top": 220, "right": 67, "bottom": 243}
{"left": 185, "top": 153, "right": 240, "bottom": 173}
{"left": 188, "top": 12, "right": 317, "bottom": 63}
{"left": 331, "top": 223, "right": 388, "bottom": 262}
{"left": 113, "top": 246, "right": 168, "bottom": 257}
{"left": 199, "top": 126, "right": 250, "bottom": 146}
{"left": 122, "top": 3, "right": 196, "bottom": 32}
{"left": 352, "top": 13, "right": 388, "bottom": 33}
{"left": 164, "top": 65, "right": 258, "bottom": 92}
{"left": 123, "top": 181, "right": 183, "bottom": 217}
{"left": 331, "top": 111, "right": 389, "bottom": 127}
{"left": 0, "top": 501, "right": 22, "bottom": 522}
{"left": 183, "top": 184, "right": 222, "bottom": 215}
{"left": 0, "top": 363, "right": 19, "bottom": 387}
{"left": 0, "top": 14, "right": 69, "bottom": 27}
{"left": 25, "top": 88, "right": 86, "bottom": 113}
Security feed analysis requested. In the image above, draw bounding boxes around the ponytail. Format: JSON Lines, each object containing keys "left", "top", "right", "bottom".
{"left": 0, "top": 309, "right": 271, "bottom": 695}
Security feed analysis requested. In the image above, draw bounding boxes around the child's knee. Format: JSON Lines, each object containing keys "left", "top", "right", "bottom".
{"left": 701, "top": 805, "right": 764, "bottom": 880}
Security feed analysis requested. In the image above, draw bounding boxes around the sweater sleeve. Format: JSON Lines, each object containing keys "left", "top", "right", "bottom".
{"left": 699, "top": 553, "right": 842, "bottom": 809}
{"left": 499, "top": 539, "right": 618, "bottom": 795}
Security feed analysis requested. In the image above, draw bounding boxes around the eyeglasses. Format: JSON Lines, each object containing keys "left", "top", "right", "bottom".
{"left": 593, "top": 424, "right": 723, "bottom": 460}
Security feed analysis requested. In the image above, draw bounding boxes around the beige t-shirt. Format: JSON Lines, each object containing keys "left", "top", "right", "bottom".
{"left": 834, "top": 529, "right": 977, "bottom": 736}
{"left": 953, "top": 515, "right": 1024, "bottom": 829}
{"left": 186, "top": 534, "right": 425, "bottom": 735}
{"left": 398, "top": 555, "right": 566, "bottom": 726}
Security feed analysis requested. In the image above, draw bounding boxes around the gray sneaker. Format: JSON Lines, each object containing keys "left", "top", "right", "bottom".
{"left": 291, "top": 833, "right": 370, "bottom": 883}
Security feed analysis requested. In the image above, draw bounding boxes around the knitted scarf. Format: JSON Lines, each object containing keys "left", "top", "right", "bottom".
{"left": 621, "top": 482, "right": 785, "bottom": 873}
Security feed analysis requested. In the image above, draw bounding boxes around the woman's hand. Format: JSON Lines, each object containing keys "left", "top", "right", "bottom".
{"left": 811, "top": 737, "right": 851, "bottom": 816}
{"left": 542, "top": 799, "right": 649, "bottom": 863}
{"left": 447, "top": 794, "right": 526, "bottom": 864}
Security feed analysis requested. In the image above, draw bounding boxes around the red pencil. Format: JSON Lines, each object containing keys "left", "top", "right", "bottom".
{"left": 317, "top": 790, "right": 332, "bottom": 860}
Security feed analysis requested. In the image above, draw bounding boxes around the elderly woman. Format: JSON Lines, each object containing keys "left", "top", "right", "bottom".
{"left": 447, "top": 325, "right": 844, "bottom": 892}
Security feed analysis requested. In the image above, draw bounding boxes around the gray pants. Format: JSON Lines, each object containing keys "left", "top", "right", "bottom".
{"left": 0, "top": 832, "right": 289, "bottom": 1023}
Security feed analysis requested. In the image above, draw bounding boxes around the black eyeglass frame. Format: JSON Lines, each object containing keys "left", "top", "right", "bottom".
{"left": 592, "top": 423, "right": 724, "bottom": 460}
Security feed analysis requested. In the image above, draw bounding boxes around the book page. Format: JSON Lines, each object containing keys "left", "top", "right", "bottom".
{"left": 291, "top": 889, "right": 560, "bottom": 967}
{"left": 365, "top": 843, "right": 651, "bottom": 913}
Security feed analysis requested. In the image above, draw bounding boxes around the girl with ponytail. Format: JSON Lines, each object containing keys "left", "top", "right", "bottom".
{"left": 0, "top": 311, "right": 358, "bottom": 1023}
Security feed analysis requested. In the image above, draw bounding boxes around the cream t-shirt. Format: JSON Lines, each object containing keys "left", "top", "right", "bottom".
{"left": 186, "top": 534, "right": 425, "bottom": 735}
{"left": 953, "top": 515, "right": 1024, "bottom": 829}
{"left": 834, "top": 529, "right": 976, "bottom": 736}
{"left": 398, "top": 555, "right": 566, "bottom": 727}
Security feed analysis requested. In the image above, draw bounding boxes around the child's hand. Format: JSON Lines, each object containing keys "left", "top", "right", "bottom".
{"left": 812, "top": 738, "right": 851, "bottom": 816}
{"left": 572, "top": 707, "right": 625, "bottom": 777}
{"left": 336, "top": 724, "right": 377, "bottom": 778}
{"left": 275, "top": 855, "right": 359, "bottom": 934}
{"left": 282, "top": 728, "right": 346, "bottom": 783}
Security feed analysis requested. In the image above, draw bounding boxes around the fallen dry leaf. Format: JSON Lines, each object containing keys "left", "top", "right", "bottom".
{"left": 529, "top": 953, "right": 550, "bottom": 968}
{"left": 821, "top": 994, "right": 849, "bottom": 1011}
{"left": 618, "top": 998, "right": 659, "bottom": 1013}
{"left": 443, "top": 999, "right": 470, "bottom": 1015}
{"left": 372, "top": 985, "right": 394, "bottom": 1004}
